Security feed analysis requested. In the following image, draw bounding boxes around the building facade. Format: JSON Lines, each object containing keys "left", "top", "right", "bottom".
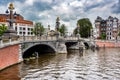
{"left": 95, "top": 16, "right": 120, "bottom": 40}
{"left": 0, "top": 14, "right": 34, "bottom": 36}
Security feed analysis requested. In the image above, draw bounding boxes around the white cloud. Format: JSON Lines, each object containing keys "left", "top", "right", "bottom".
{"left": 25, "top": 0, "right": 35, "bottom": 5}
{"left": 0, "top": 6, "right": 6, "bottom": 13}
{"left": 0, "top": 0, "right": 119, "bottom": 33}
{"left": 39, "top": 0, "right": 53, "bottom": 3}
{"left": 70, "top": 1, "right": 83, "bottom": 8}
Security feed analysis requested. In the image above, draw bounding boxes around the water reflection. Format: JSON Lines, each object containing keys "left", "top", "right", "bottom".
{"left": 0, "top": 65, "right": 20, "bottom": 80}
{"left": 0, "top": 48, "right": 120, "bottom": 80}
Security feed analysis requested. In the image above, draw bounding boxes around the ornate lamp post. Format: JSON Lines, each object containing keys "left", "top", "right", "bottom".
{"left": 55, "top": 16, "right": 60, "bottom": 40}
{"left": 77, "top": 23, "right": 80, "bottom": 40}
{"left": 90, "top": 29, "right": 93, "bottom": 42}
{"left": 3, "top": 3, "right": 17, "bottom": 39}
{"left": 55, "top": 17, "right": 60, "bottom": 31}
{"left": 47, "top": 25, "right": 50, "bottom": 40}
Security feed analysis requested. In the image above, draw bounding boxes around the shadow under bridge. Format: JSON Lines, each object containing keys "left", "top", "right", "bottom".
{"left": 23, "top": 43, "right": 56, "bottom": 58}
{"left": 65, "top": 42, "right": 78, "bottom": 49}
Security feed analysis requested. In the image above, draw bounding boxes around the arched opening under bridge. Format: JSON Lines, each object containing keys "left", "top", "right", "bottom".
{"left": 23, "top": 44, "right": 56, "bottom": 58}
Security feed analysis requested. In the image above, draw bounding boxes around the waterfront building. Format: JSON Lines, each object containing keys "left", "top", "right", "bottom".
{"left": 94, "top": 16, "right": 102, "bottom": 39}
{"left": 0, "top": 14, "right": 34, "bottom": 36}
{"left": 95, "top": 16, "right": 120, "bottom": 40}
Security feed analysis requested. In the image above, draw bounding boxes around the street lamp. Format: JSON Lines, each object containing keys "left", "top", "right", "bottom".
{"left": 23, "top": 34, "right": 25, "bottom": 41}
{"left": 90, "top": 29, "right": 93, "bottom": 41}
{"left": 3, "top": 3, "right": 17, "bottom": 40}
{"left": 77, "top": 23, "right": 80, "bottom": 40}
{"left": 55, "top": 16, "right": 60, "bottom": 40}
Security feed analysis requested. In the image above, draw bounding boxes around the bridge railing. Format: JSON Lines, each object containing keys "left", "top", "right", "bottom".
{"left": 0, "top": 35, "right": 83, "bottom": 48}
{"left": 18, "top": 35, "right": 80, "bottom": 42}
{"left": 18, "top": 36, "right": 58, "bottom": 42}
{"left": 0, "top": 37, "right": 19, "bottom": 48}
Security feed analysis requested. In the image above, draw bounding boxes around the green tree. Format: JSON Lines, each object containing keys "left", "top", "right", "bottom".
{"left": 32, "top": 22, "right": 45, "bottom": 37}
{"left": 73, "top": 18, "right": 93, "bottom": 38}
{"left": 118, "top": 29, "right": 120, "bottom": 36}
{"left": 100, "top": 33, "right": 106, "bottom": 40}
{"left": 118, "top": 32, "right": 120, "bottom": 36}
{"left": 59, "top": 24, "right": 67, "bottom": 36}
{"left": 0, "top": 24, "right": 8, "bottom": 36}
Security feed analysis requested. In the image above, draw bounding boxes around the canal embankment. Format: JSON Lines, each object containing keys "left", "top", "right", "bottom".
{"left": 95, "top": 40, "right": 120, "bottom": 48}
{"left": 0, "top": 44, "right": 22, "bottom": 71}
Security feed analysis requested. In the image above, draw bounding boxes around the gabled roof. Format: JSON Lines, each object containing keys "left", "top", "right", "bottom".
{"left": 95, "top": 16, "right": 102, "bottom": 22}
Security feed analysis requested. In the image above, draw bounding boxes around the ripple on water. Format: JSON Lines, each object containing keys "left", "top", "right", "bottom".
{"left": 1, "top": 48, "right": 120, "bottom": 80}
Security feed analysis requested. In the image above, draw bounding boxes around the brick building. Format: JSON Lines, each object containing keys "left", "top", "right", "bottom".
{"left": 0, "top": 14, "right": 34, "bottom": 36}
{"left": 95, "top": 16, "right": 120, "bottom": 40}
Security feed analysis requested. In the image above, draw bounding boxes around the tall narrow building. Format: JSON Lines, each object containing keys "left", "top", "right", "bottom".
{"left": 95, "top": 16, "right": 120, "bottom": 40}
{"left": 95, "top": 16, "right": 102, "bottom": 39}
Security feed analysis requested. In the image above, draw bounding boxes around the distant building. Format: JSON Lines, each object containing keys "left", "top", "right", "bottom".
{"left": 94, "top": 16, "right": 102, "bottom": 39}
{"left": 0, "top": 14, "right": 34, "bottom": 36}
{"left": 95, "top": 16, "right": 120, "bottom": 40}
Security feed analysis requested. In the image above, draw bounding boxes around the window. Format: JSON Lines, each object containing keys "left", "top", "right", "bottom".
{"left": 15, "top": 27, "right": 17, "bottom": 31}
{"left": 110, "top": 32, "right": 111, "bottom": 35}
{"left": 23, "top": 32, "right": 25, "bottom": 35}
{"left": 19, "top": 32, "right": 22, "bottom": 34}
{"left": 28, "top": 32, "right": 30, "bottom": 35}
{"left": 19, "top": 27, "right": 22, "bottom": 30}
{"left": 23, "top": 28, "right": 25, "bottom": 30}
{"left": 110, "top": 28, "right": 111, "bottom": 30}
{"left": 28, "top": 28, "right": 30, "bottom": 30}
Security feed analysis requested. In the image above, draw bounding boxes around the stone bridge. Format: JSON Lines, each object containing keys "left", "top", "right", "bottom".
{"left": 0, "top": 36, "right": 95, "bottom": 59}
{"left": 20, "top": 37, "right": 95, "bottom": 58}
{"left": 0, "top": 37, "right": 96, "bottom": 70}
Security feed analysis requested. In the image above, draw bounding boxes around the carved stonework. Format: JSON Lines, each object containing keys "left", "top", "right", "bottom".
{"left": 55, "top": 16, "right": 60, "bottom": 31}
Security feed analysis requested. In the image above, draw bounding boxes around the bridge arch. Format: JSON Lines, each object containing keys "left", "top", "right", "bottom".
{"left": 65, "top": 42, "right": 78, "bottom": 49}
{"left": 84, "top": 42, "right": 89, "bottom": 49}
{"left": 22, "top": 43, "right": 56, "bottom": 58}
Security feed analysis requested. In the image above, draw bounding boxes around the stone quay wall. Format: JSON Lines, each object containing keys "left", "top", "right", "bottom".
{"left": 0, "top": 44, "right": 20, "bottom": 71}
{"left": 95, "top": 40, "right": 120, "bottom": 48}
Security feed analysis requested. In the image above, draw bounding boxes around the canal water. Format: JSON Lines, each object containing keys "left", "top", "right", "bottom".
{"left": 0, "top": 48, "right": 120, "bottom": 80}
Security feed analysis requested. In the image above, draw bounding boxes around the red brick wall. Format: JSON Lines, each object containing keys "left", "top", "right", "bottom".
{"left": 0, "top": 44, "right": 19, "bottom": 70}
{"left": 96, "top": 41, "right": 120, "bottom": 47}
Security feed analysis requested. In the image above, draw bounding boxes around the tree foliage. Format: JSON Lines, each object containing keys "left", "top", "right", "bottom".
{"left": 32, "top": 22, "right": 45, "bottom": 36}
{"left": 118, "top": 29, "right": 120, "bottom": 36}
{"left": 73, "top": 18, "right": 93, "bottom": 38}
{"left": 118, "top": 32, "right": 120, "bottom": 36}
{"left": 59, "top": 24, "right": 67, "bottom": 36}
{"left": 0, "top": 24, "right": 8, "bottom": 36}
{"left": 100, "top": 33, "right": 106, "bottom": 40}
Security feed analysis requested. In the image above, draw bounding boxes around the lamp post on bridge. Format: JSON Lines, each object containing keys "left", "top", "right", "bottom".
{"left": 77, "top": 23, "right": 80, "bottom": 40}
{"left": 23, "top": 34, "right": 25, "bottom": 41}
{"left": 55, "top": 16, "right": 60, "bottom": 40}
{"left": 90, "top": 29, "right": 94, "bottom": 42}
{"left": 3, "top": 3, "right": 18, "bottom": 41}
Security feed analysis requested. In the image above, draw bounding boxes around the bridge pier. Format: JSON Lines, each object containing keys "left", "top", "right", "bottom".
{"left": 19, "top": 45, "right": 23, "bottom": 62}
{"left": 56, "top": 41, "right": 67, "bottom": 53}
{"left": 0, "top": 40, "right": 3, "bottom": 47}
{"left": 78, "top": 41, "right": 85, "bottom": 50}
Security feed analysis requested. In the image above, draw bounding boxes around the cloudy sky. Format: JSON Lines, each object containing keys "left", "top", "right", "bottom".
{"left": 0, "top": 0, "right": 120, "bottom": 32}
